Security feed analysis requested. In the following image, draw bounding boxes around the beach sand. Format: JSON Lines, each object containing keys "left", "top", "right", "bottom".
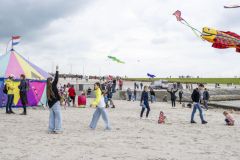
{"left": 0, "top": 101, "right": 240, "bottom": 160}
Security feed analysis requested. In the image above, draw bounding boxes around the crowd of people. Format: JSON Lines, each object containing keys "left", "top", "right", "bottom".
{"left": 1, "top": 68, "right": 236, "bottom": 134}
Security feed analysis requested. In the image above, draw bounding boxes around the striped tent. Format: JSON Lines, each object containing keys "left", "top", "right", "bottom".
{"left": 0, "top": 50, "right": 50, "bottom": 107}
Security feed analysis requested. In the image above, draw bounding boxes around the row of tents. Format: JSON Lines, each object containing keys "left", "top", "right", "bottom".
{"left": 0, "top": 49, "right": 50, "bottom": 107}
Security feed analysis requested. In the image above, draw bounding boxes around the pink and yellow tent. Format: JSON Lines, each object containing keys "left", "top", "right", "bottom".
{"left": 0, "top": 50, "right": 50, "bottom": 107}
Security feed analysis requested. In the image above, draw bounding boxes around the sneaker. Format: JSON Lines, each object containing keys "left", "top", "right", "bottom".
{"left": 20, "top": 112, "right": 27, "bottom": 115}
{"left": 191, "top": 120, "right": 197, "bottom": 124}
{"left": 54, "top": 131, "right": 63, "bottom": 134}
{"left": 111, "top": 105, "right": 115, "bottom": 108}
{"left": 48, "top": 131, "right": 55, "bottom": 134}
{"left": 202, "top": 121, "right": 208, "bottom": 124}
{"left": 10, "top": 111, "right": 15, "bottom": 114}
{"left": 105, "top": 127, "right": 111, "bottom": 131}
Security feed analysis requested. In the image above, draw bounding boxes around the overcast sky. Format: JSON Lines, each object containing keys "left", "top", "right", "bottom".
{"left": 0, "top": 0, "right": 240, "bottom": 78}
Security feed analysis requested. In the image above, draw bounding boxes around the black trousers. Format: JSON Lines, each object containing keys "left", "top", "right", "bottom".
{"left": 6, "top": 94, "right": 14, "bottom": 113}
{"left": 179, "top": 97, "right": 182, "bottom": 104}
{"left": 20, "top": 91, "right": 28, "bottom": 113}
{"left": 171, "top": 100, "right": 176, "bottom": 107}
{"left": 140, "top": 105, "right": 150, "bottom": 118}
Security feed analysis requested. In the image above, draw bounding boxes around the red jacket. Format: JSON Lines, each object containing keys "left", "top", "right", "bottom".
{"left": 68, "top": 87, "right": 76, "bottom": 97}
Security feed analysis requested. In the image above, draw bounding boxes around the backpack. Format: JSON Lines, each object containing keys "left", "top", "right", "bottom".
{"left": 3, "top": 84, "right": 8, "bottom": 94}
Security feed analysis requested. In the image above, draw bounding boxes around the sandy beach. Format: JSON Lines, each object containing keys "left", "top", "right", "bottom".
{"left": 0, "top": 100, "right": 239, "bottom": 160}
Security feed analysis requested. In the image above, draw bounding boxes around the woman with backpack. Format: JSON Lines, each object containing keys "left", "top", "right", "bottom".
{"left": 5, "top": 75, "right": 15, "bottom": 114}
{"left": 18, "top": 74, "right": 28, "bottom": 115}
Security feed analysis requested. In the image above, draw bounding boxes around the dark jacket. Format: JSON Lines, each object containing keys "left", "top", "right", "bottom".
{"left": 150, "top": 90, "right": 155, "bottom": 96}
{"left": 168, "top": 89, "right": 178, "bottom": 100}
{"left": 48, "top": 71, "right": 61, "bottom": 108}
{"left": 203, "top": 90, "right": 210, "bottom": 100}
{"left": 141, "top": 91, "right": 149, "bottom": 105}
{"left": 18, "top": 79, "right": 28, "bottom": 105}
{"left": 179, "top": 91, "right": 183, "bottom": 98}
{"left": 191, "top": 89, "right": 200, "bottom": 103}
{"left": 18, "top": 80, "right": 28, "bottom": 92}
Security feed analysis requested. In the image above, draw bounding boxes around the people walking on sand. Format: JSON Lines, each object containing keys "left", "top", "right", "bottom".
{"left": 89, "top": 82, "right": 111, "bottom": 130}
{"left": 140, "top": 82, "right": 143, "bottom": 90}
{"left": 127, "top": 88, "right": 132, "bottom": 101}
{"left": 223, "top": 111, "right": 235, "bottom": 126}
{"left": 203, "top": 88, "right": 210, "bottom": 110}
{"left": 68, "top": 85, "right": 76, "bottom": 107}
{"left": 133, "top": 89, "right": 137, "bottom": 101}
{"left": 190, "top": 84, "right": 208, "bottom": 124}
{"left": 118, "top": 79, "right": 123, "bottom": 90}
{"left": 18, "top": 74, "right": 29, "bottom": 115}
{"left": 150, "top": 88, "right": 156, "bottom": 103}
{"left": 106, "top": 82, "right": 115, "bottom": 108}
{"left": 47, "top": 66, "right": 62, "bottom": 134}
{"left": 167, "top": 88, "right": 178, "bottom": 107}
{"left": 5, "top": 75, "right": 15, "bottom": 114}
{"left": 178, "top": 90, "right": 183, "bottom": 104}
{"left": 140, "top": 86, "right": 151, "bottom": 119}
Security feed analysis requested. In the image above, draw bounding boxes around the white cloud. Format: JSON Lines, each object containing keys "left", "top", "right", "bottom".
{"left": 1, "top": 0, "right": 240, "bottom": 77}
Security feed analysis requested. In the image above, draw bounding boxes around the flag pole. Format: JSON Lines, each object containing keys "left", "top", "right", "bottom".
{"left": 5, "top": 38, "right": 12, "bottom": 55}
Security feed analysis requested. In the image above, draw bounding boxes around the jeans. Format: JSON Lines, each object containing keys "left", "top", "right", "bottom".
{"left": 128, "top": 95, "right": 132, "bottom": 101}
{"left": 89, "top": 107, "right": 111, "bottom": 130}
{"left": 151, "top": 95, "right": 156, "bottom": 103}
{"left": 6, "top": 94, "right": 14, "bottom": 113}
{"left": 203, "top": 100, "right": 208, "bottom": 110}
{"left": 49, "top": 101, "right": 62, "bottom": 132}
{"left": 191, "top": 103, "right": 204, "bottom": 122}
{"left": 140, "top": 104, "right": 150, "bottom": 118}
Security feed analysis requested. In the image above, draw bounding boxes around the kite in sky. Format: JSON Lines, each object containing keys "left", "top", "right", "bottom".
{"left": 173, "top": 10, "right": 240, "bottom": 53}
{"left": 107, "top": 56, "right": 125, "bottom": 64}
{"left": 147, "top": 73, "right": 156, "bottom": 78}
{"left": 224, "top": 4, "right": 240, "bottom": 8}
{"left": 173, "top": 10, "right": 203, "bottom": 40}
{"left": 201, "top": 27, "right": 240, "bottom": 53}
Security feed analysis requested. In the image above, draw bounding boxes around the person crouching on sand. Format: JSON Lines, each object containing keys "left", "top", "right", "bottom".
{"left": 140, "top": 86, "right": 150, "bottom": 119}
{"left": 89, "top": 82, "right": 111, "bottom": 130}
{"left": 47, "top": 66, "right": 62, "bottom": 134}
{"left": 223, "top": 111, "right": 235, "bottom": 126}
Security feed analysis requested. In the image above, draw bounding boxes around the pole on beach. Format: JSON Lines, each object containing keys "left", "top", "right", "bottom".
{"left": 5, "top": 39, "right": 12, "bottom": 54}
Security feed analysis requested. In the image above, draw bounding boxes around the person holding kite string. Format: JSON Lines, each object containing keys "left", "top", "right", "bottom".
{"left": 47, "top": 66, "right": 63, "bottom": 134}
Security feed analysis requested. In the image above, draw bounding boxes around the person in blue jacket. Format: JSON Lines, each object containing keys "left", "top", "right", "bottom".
{"left": 140, "top": 86, "right": 150, "bottom": 118}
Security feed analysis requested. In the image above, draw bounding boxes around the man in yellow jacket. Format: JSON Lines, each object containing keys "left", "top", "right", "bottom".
{"left": 5, "top": 75, "right": 15, "bottom": 114}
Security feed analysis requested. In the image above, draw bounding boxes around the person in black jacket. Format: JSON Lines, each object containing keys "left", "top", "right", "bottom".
{"left": 203, "top": 88, "right": 210, "bottom": 110}
{"left": 191, "top": 84, "right": 207, "bottom": 124}
{"left": 47, "top": 66, "right": 62, "bottom": 134}
{"left": 18, "top": 74, "right": 28, "bottom": 115}
{"left": 178, "top": 90, "right": 183, "bottom": 104}
{"left": 167, "top": 88, "right": 178, "bottom": 107}
{"left": 140, "top": 86, "right": 150, "bottom": 118}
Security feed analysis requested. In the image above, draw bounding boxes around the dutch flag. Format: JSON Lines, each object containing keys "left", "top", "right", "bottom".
{"left": 12, "top": 36, "right": 21, "bottom": 46}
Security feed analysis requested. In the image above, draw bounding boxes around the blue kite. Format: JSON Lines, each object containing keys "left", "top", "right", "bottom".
{"left": 147, "top": 73, "right": 156, "bottom": 78}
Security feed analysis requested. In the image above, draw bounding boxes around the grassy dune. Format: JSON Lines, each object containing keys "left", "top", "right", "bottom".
{"left": 125, "top": 78, "right": 240, "bottom": 84}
